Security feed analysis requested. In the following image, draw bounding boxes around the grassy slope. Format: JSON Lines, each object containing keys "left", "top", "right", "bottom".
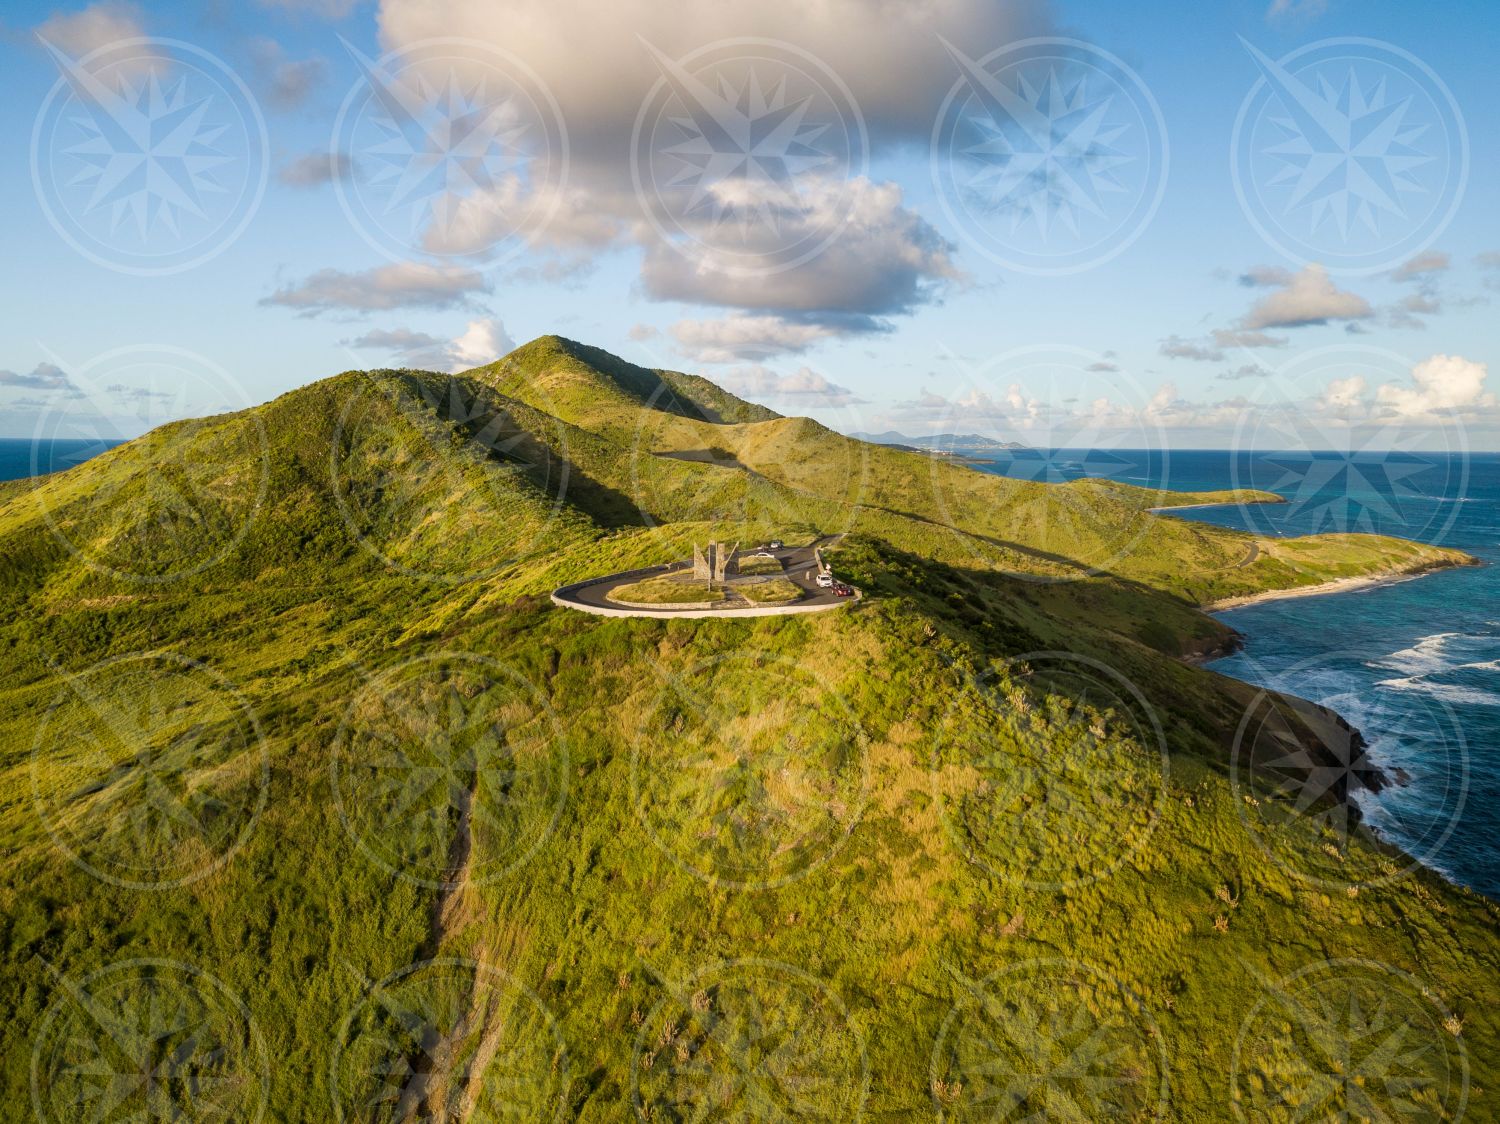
{"left": 476, "top": 337, "right": 1467, "bottom": 607}
{"left": 0, "top": 340, "right": 1493, "bottom": 1120}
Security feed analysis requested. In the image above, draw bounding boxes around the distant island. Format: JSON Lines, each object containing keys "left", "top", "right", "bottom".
{"left": 849, "top": 430, "right": 1031, "bottom": 453}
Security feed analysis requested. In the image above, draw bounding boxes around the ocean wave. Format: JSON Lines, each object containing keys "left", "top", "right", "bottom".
{"left": 1375, "top": 675, "right": 1500, "bottom": 707}
{"left": 1372, "top": 632, "right": 1462, "bottom": 675}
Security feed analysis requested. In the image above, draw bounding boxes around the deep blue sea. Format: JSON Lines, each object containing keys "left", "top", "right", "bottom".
{"left": 969, "top": 447, "right": 1500, "bottom": 899}
{"left": 0, "top": 437, "right": 120, "bottom": 480}
{"left": 4, "top": 437, "right": 1496, "bottom": 897}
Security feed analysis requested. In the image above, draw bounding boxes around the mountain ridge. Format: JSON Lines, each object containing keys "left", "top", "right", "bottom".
{"left": 2, "top": 336, "right": 1493, "bottom": 1121}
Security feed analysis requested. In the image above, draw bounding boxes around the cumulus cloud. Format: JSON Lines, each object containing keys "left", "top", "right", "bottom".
{"left": 370, "top": 0, "right": 1001, "bottom": 332}
{"left": 1375, "top": 354, "right": 1492, "bottom": 419}
{"left": 669, "top": 316, "right": 843, "bottom": 363}
{"left": 1392, "top": 250, "right": 1450, "bottom": 281}
{"left": 377, "top": 0, "right": 1051, "bottom": 156}
{"left": 277, "top": 151, "right": 352, "bottom": 188}
{"left": 262, "top": 262, "right": 490, "bottom": 316}
{"left": 1241, "top": 263, "right": 1372, "bottom": 329}
{"left": 342, "top": 318, "right": 513, "bottom": 371}
{"left": 448, "top": 318, "right": 514, "bottom": 367}
{"left": 641, "top": 179, "right": 958, "bottom": 316}
{"left": 718, "top": 364, "right": 865, "bottom": 407}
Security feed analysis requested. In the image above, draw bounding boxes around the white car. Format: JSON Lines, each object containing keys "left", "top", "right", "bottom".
{"left": 815, "top": 572, "right": 834, "bottom": 588}
{"left": 754, "top": 549, "right": 775, "bottom": 558}
{"left": 769, "top": 540, "right": 784, "bottom": 550}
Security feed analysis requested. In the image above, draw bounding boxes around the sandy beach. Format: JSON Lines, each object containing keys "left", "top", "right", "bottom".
{"left": 1204, "top": 569, "right": 1436, "bottom": 612}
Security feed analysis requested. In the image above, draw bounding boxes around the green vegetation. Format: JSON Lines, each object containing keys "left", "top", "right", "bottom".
{"left": 735, "top": 576, "right": 803, "bottom": 604}
{"left": 607, "top": 573, "right": 725, "bottom": 605}
{"left": 0, "top": 335, "right": 1492, "bottom": 1121}
{"left": 734, "top": 554, "right": 784, "bottom": 576}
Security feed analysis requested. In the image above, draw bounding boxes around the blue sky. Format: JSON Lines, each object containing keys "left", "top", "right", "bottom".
{"left": 2, "top": 0, "right": 1497, "bottom": 450}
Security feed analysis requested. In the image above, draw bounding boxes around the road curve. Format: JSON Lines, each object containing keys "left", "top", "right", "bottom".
{"left": 551, "top": 537, "right": 860, "bottom": 619}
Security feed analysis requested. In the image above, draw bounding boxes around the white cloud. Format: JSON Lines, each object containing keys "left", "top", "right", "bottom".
{"left": 342, "top": 318, "right": 514, "bottom": 372}
{"left": 449, "top": 318, "right": 514, "bottom": 368}
{"left": 1375, "top": 354, "right": 1492, "bottom": 419}
{"left": 377, "top": 0, "right": 1051, "bottom": 156}
{"left": 1241, "top": 263, "right": 1372, "bottom": 330}
{"left": 669, "top": 316, "right": 842, "bottom": 363}
{"left": 1320, "top": 375, "right": 1366, "bottom": 412}
{"left": 718, "top": 365, "right": 864, "bottom": 407}
{"left": 640, "top": 178, "right": 959, "bottom": 320}
{"left": 373, "top": 0, "right": 993, "bottom": 329}
{"left": 261, "top": 262, "right": 490, "bottom": 316}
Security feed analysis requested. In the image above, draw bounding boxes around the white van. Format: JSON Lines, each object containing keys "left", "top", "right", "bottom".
{"left": 816, "top": 572, "right": 834, "bottom": 588}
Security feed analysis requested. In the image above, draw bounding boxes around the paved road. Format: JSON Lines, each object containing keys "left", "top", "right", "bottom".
{"left": 553, "top": 535, "right": 857, "bottom": 617}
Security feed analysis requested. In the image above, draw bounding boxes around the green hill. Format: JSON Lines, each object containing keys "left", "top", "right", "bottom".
{"left": 1, "top": 337, "right": 1491, "bottom": 1121}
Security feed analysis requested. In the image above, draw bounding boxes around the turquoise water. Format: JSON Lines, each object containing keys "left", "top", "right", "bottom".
{"left": 971, "top": 447, "right": 1500, "bottom": 899}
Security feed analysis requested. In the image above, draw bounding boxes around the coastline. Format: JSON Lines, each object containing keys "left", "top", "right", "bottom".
{"left": 1147, "top": 496, "right": 1288, "bottom": 514}
{"left": 1202, "top": 557, "right": 1477, "bottom": 612}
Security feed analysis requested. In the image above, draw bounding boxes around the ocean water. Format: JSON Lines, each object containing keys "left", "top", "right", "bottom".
{"left": 0, "top": 437, "right": 120, "bottom": 480}
{"left": 969, "top": 447, "right": 1500, "bottom": 899}
{"left": 5, "top": 437, "right": 1496, "bottom": 897}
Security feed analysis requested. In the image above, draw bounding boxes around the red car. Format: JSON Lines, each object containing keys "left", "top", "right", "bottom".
{"left": 831, "top": 581, "right": 854, "bottom": 597}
